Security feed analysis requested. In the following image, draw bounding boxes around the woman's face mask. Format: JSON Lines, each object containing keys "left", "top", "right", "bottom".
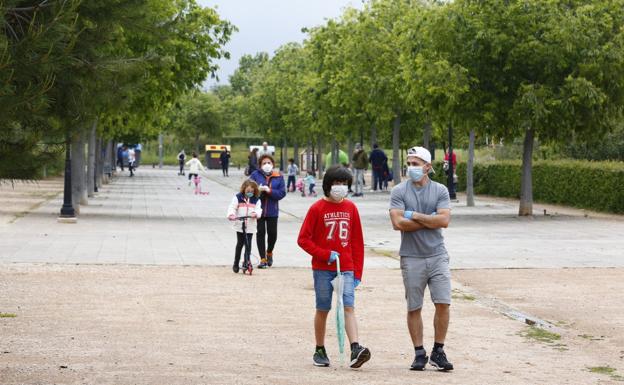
{"left": 330, "top": 185, "right": 349, "bottom": 200}
{"left": 262, "top": 163, "right": 273, "bottom": 174}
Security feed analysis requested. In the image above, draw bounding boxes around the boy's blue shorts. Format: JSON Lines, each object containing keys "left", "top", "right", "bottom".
{"left": 313, "top": 269, "right": 355, "bottom": 311}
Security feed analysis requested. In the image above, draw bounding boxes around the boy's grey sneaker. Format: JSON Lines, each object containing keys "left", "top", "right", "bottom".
{"left": 313, "top": 347, "right": 330, "bottom": 367}
{"left": 410, "top": 350, "right": 428, "bottom": 371}
{"left": 349, "top": 344, "right": 371, "bottom": 368}
{"left": 430, "top": 347, "right": 453, "bottom": 371}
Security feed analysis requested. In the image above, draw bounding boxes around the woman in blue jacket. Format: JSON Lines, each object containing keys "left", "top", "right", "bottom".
{"left": 249, "top": 154, "right": 286, "bottom": 268}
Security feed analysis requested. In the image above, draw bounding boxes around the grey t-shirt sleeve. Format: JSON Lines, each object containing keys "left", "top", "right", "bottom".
{"left": 389, "top": 185, "right": 405, "bottom": 210}
{"left": 436, "top": 183, "right": 451, "bottom": 210}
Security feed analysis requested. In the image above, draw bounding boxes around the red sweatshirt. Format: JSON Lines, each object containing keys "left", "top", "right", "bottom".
{"left": 297, "top": 198, "right": 365, "bottom": 280}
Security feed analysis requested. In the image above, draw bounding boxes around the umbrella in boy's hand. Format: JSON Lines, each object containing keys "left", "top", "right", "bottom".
{"left": 331, "top": 256, "right": 346, "bottom": 364}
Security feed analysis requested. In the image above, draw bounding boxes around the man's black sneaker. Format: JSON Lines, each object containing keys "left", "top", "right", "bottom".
{"left": 257, "top": 258, "right": 268, "bottom": 269}
{"left": 410, "top": 352, "right": 428, "bottom": 371}
{"left": 430, "top": 347, "right": 454, "bottom": 371}
{"left": 349, "top": 344, "right": 371, "bottom": 368}
{"left": 267, "top": 253, "right": 273, "bottom": 267}
{"left": 313, "top": 347, "right": 330, "bottom": 367}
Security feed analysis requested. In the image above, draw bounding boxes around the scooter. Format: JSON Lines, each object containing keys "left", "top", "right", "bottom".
{"left": 237, "top": 215, "right": 253, "bottom": 275}
{"left": 193, "top": 175, "right": 210, "bottom": 195}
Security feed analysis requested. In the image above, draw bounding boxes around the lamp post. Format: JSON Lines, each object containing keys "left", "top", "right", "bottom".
{"left": 59, "top": 136, "right": 76, "bottom": 222}
{"left": 447, "top": 123, "right": 457, "bottom": 200}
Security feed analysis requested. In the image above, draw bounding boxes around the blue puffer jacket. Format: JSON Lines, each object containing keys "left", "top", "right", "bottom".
{"left": 249, "top": 169, "right": 286, "bottom": 218}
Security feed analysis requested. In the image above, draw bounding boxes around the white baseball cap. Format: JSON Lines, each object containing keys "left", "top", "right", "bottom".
{"left": 407, "top": 146, "right": 435, "bottom": 173}
{"left": 407, "top": 146, "right": 432, "bottom": 163}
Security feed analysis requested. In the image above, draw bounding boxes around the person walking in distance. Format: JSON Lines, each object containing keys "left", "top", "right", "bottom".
{"left": 388, "top": 146, "right": 454, "bottom": 372}
{"left": 185, "top": 152, "right": 206, "bottom": 185}
{"left": 351, "top": 143, "right": 368, "bottom": 197}
{"left": 178, "top": 150, "right": 186, "bottom": 176}
{"left": 369, "top": 143, "right": 387, "bottom": 192}
{"left": 220, "top": 148, "right": 231, "bottom": 177}
{"left": 127, "top": 146, "right": 136, "bottom": 177}
{"left": 286, "top": 158, "right": 299, "bottom": 192}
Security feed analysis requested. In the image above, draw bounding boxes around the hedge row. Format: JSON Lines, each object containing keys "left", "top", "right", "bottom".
{"left": 430, "top": 160, "right": 624, "bottom": 214}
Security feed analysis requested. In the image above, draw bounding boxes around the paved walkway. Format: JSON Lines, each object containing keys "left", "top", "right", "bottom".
{"left": 1, "top": 167, "right": 623, "bottom": 268}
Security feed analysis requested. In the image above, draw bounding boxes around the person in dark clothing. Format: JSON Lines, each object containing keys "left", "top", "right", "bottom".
{"left": 220, "top": 149, "right": 231, "bottom": 177}
{"left": 248, "top": 154, "right": 286, "bottom": 268}
{"left": 117, "top": 145, "right": 125, "bottom": 171}
{"left": 369, "top": 143, "right": 387, "bottom": 191}
{"left": 177, "top": 150, "right": 186, "bottom": 176}
{"left": 247, "top": 148, "right": 259, "bottom": 176}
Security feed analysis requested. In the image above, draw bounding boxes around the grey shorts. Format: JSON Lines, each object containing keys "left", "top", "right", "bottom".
{"left": 400, "top": 254, "right": 451, "bottom": 311}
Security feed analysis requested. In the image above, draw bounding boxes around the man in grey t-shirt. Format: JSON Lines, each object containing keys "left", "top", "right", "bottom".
{"left": 389, "top": 146, "right": 454, "bottom": 372}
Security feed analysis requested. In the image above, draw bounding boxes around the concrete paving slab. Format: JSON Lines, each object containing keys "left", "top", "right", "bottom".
{"left": 0, "top": 167, "right": 622, "bottom": 269}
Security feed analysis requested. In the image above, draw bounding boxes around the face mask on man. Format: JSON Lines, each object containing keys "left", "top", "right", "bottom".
{"left": 408, "top": 166, "right": 426, "bottom": 182}
{"left": 262, "top": 164, "right": 273, "bottom": 174}
{"left": 330, "top": 185, "right": 349, "bottom": 200}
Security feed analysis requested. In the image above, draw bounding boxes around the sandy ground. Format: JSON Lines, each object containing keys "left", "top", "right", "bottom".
{"left": 1, "top": 264, "right": 623, "bottom": 385}
{"left": 0, "top": 178, "right": 63, "bottom": 225}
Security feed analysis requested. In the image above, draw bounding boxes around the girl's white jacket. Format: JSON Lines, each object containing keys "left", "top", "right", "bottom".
{"left": 185, "top": 158, "right": 205, "bottom": 174}
{"left": 226, "top": 195, "right": 262, "bottom": 233}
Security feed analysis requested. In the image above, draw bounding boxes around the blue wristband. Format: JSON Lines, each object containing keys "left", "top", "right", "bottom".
{"left": 404, "top": 210, "right": 414, "bottom": 219}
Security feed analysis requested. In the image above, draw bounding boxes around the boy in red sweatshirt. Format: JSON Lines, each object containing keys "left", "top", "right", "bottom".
{"left": 297, "top": 165, "right": 371, "bottom": 369}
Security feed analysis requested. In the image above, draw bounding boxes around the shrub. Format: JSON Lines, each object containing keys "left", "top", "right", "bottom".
{"left": 431, "top": 160, "right": 624, "bottom": 214}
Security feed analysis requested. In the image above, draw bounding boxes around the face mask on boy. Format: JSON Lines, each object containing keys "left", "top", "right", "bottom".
{"left": 330, "top": 185, "right": 349, "bottom": 200}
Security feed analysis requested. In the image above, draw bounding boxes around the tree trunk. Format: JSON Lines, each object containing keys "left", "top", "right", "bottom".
{"left": 71, "top": 132, "right": 83, "bottom": 213}
{"left": 392, "top": 114, "right": 401, "bottom": 185}
{"left": 293, "top": 142, "right": 300, "bottom": 168}
{"left": 194, "top": 132, "right": 200, "bottom": 154}
{"left": 282, "top": 139, "right": 287, "bottom": 171}
{"left": 331, "top": 137, "right": 338, "bottom": 165}
{"left": 158, "top": 133, "right": 164, "bottom": 168}
{"left": 347, "top": 133, "right": 353, "bottom": 167}
{"left": 306, "top": 140, "right": 311, "bottom": 172}
{"left": 370, "top": 123, "right": 377, "bottom": 149}
{"left": 423, "top": 120, "right": 432, "bottom": 149}
{"left": 519, "top": 128, "right": 534, "bottom": 216}
{"left": 87, "top": 121, "right": 96, "bottom": 197}
{"left": 103, "top": 140, "right": 112, "bottom": 183}
{"left": 466, "top": 129, "right": 475, "bottom": 207}
{"left": 95, "top": 136, "right": 102, "bottom": 190}
{"left": 79, "top": 132, "right": 88, "bottom": 205}
{"left": 316, "top": 135, "right": 323, "bottom": 179}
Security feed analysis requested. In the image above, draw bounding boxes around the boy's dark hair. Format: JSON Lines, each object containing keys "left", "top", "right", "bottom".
{"left": 258, "top": 154, "right": 274, "bottom": 167}
{"left": 373, "top": 143, "right": 379, "bottom": 149}
{"left": 192, "top": 151, "right": 197, "bottom": 158}
{"left": 288, "top": 158, "right": 294, "bottom": 163}
{"left": 322, "top": 165, "right": 353, "bottom": 197}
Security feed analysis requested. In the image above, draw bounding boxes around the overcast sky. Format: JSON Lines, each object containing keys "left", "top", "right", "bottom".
{"left": 198, "top": 0, "right": 363, "bottom": 88}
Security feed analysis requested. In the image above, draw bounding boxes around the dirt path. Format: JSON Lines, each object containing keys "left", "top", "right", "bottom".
{"left": 0, "top": 178, "right": 63, "bottom": 225}
{"left": 1, "top": 265, "right": 621, "bottom": 384}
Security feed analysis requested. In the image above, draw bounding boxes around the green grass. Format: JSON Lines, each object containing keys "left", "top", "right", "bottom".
{"left": 451, "top": 290, "right": 476, "bottom": 301}
{"left": 521, "top": 326, "right": 561, "bottom": 344}
{"left": 370, "top": 248, "right": 398, "bottom": 260}
{"left": 587, "top": 366, "right": 624, "bottom": 381}
{"left": 0, "top": 313, "right": 17, "bottom": 318}
{"left": 588, "top": 366, "right": 616, "bottom": 375}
